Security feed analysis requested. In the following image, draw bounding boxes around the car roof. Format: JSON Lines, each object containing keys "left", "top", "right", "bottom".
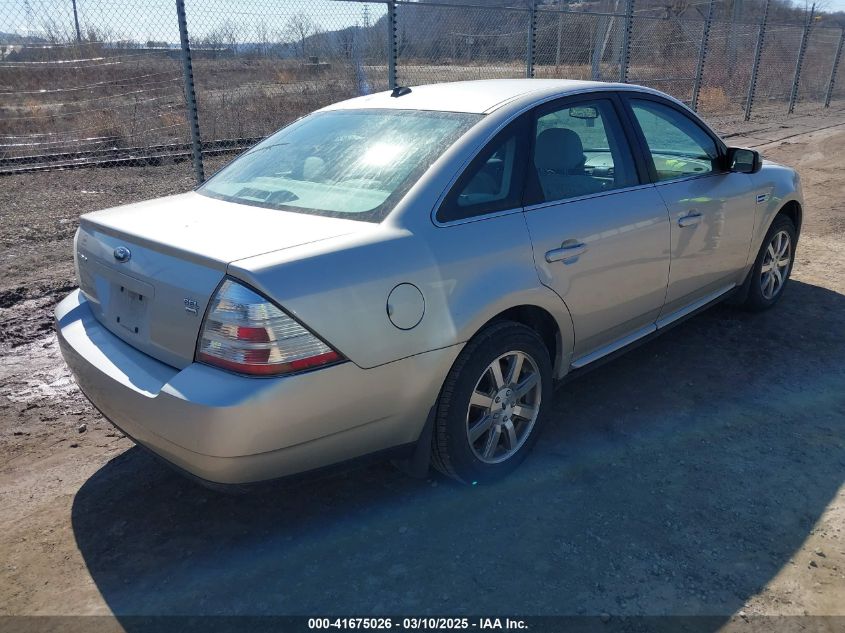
{"left": 319, "top": 78, "right": 664, "bottom": 115}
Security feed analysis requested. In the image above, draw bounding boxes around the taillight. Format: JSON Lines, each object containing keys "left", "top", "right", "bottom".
{"left": 196, "top": 278, "right": 343, "bottom": 376}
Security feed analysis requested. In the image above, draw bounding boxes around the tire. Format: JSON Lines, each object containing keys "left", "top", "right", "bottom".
{"left": 742, "top": 215, "right": 797, "bottom": 311}
{"left": 431, "top": 321, "right": 553, "bottom": 484}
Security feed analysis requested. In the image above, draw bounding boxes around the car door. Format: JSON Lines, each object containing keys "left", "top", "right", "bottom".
{"left": 622, "top": 95, "right": 756, "bottom": 318}
{"left": 521, "top": 94, "right": 671, "bottom": 364}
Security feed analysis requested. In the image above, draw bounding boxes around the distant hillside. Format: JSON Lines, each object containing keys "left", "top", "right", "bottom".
{"left": 0, "top": 31, "right": 48, "bottom": 45}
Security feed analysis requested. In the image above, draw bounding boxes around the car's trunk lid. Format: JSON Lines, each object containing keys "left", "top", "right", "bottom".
{"left": 75, "top": 192, "right": 361, "bottom": 368}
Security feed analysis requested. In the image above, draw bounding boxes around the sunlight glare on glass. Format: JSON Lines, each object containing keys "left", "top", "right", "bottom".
{"left": 359, "top": 142, "right": 407, "bottom": 167}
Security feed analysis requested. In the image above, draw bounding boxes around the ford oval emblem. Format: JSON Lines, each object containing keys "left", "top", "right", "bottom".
{"left": 113, "top": 246, "right": 131, "bottom": 263}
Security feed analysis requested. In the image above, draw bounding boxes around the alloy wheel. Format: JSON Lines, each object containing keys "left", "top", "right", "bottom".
{"left": 760, "top": 230, "right": 792, "bottom": 300}
{"left": 465, "top": 350, "right": 542, "bottom": 464}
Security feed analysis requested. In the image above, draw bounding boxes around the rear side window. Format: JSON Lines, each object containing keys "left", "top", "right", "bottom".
{"left": 437, "top": 117, "right": 528, "bottom": 223}
{"left": 525, "top": 99, "right": 638, "bottom": 205}
{"left": 629, "top": 99, "right": 720, "bottom": 181}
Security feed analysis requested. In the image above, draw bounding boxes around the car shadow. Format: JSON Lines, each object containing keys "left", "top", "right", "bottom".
{"left": 71, "top": 279, "right": 845, "bottom": 625}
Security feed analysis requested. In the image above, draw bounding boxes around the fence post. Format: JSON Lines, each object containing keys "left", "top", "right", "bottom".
{"left": 727, "top": 0, "right": 743, "bottom": 77}
{"left": 691, "top": 0, "right": 715, "bottom": 112}
{"left": 72, "top": 0, "right": 81, "bottom": 42}
{"left": 387, "top": 0, "right": 397, "bottom": 89}
{"left": 526, "top": 0, "right": 537, "bottom": 78}
{"left": 824, "top": 28, "right": 844, "bottom": 108}
{"left": 175, "top": 0, "right": 204, "bottom": 184}
{"left": 744, "top": 0, "right": 770, "bottom": 122}
{"left": 555, "top": 1, "right": 563, "bottom": 67}
{"left": 788, "top": 3, "right": 815, "bottom": 114}
{"left": 619, "top": 0, "right": 634, "bottom": 83}
{"left": 591, "top": 15, "right": 609, "bottom": 80}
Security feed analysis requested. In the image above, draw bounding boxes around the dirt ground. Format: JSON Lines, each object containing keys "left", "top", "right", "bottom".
{"left": 1, "top": 108, "right": 844, "bottom": 626}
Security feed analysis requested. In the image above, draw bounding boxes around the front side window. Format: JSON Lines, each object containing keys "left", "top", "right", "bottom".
{"left": 528, "top": 99, "right": 638, "bottom": 204}
{"left": 199, "top": 109, "right": 482, "bottom": 223}
{"left": 629, "top": 99, "right": 720, "bottom": 181}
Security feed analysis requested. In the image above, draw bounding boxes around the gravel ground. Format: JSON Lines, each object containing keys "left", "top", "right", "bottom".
{"left": 0, "top": 109, "right": 844, "bottom": 625}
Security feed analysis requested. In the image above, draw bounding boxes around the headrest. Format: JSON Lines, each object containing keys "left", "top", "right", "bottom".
{"left": 535, "top": 128, "right": 585, "bottom": 173}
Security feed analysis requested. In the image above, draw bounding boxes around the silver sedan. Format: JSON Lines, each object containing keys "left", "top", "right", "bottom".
{"left": 56, "top": 79, "right": 803, "bottom": 486}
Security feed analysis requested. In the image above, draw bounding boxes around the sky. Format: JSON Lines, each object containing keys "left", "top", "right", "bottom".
{"left": 3, "top": 0, "right": 378, "bottom": 42}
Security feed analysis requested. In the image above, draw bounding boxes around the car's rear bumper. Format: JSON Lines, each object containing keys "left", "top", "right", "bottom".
{"left": 56, "top": 289, "right": 460, "bottom": 484}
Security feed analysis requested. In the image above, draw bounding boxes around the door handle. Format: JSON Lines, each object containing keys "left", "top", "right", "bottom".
{"left": 545, "top": 241, "right": 587, "bottom": 263}
{"left": 678, "top": 211, "right": 703, "bottom": 228}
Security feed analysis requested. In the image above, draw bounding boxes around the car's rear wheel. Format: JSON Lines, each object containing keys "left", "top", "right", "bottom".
{"left": 743, "top": 215, "right": 797, "bottom": 311}
{"left": 431, "top": 321, "right": 552, "bottom": 483}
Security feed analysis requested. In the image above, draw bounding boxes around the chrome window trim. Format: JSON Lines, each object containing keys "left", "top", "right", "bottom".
{"left": 431, "top": 84, "right": 729, "bottom": 228}
{"left": 522, "top": 182, "right": 656, "bottom": 213}
{"left": 432, "top": 206, "right": 524, "bottom": 228}
{"left": 650, "top": 169, "right": 733, "bottom": 186}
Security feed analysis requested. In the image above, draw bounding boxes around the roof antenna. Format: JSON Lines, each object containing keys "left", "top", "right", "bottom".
{"left": 390, "top": 86, "right": 412, "bottom": 98}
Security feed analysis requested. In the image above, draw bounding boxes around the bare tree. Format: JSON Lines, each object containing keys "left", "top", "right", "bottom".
{"left": 337, "top": 27, "right": 355, "bottom": 60}
{"left": 40, "top": 15, "right": 72, "bottom": 44}
{"left": 201, "top": 20, "right": 238, "bottom": 55}
{"left": 285, "top": 13, "right": 318, "bottom": 59}
{"left": 255, "top": 20, "right": 270, "bottom": 57}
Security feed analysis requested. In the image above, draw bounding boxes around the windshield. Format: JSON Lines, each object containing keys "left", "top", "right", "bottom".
{"left": 198, "top": 109, "right": 483, "bottom": 223}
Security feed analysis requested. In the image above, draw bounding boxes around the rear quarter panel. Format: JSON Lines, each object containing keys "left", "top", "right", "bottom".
{"left": 228, "top": 214, "right": 574, "bottom": 371}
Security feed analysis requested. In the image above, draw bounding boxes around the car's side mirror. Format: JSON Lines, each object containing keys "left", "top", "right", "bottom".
{"left": 727, "top": 147, "right": 762, "bottom": 174}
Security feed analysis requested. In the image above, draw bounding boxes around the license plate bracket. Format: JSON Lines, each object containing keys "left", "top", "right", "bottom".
{"left": 112, "top": 285, "right": 147, "bottom": 335}
{"left": 96, "top": 263, "right": 155, "bottom": 338}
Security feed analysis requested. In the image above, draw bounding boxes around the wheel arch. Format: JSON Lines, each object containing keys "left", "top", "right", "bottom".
{"left": 399, "top": 303, "right": 568, "bottom": 479}
{"left": 472, "top": 304, "right": 569, "bottom": 379}
{"left": 734, "top": 199, "right": 802, "bottom": 306}
{"left": 777, "top": 199, "right": 803, "bottom": 236}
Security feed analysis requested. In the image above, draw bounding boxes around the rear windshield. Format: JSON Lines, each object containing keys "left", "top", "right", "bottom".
{"left": 198, "top": 109, "right": 483, "bottom": 223}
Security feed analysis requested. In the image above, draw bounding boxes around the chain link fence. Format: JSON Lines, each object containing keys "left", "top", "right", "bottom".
{"left": 626, "top": 12, "right": 705, "bottom": 104}
{"left": 797, "top": 24, "right": 841, "bottom": 106}
{"left": 534, "top": 9, "right": 624, "bottom": 82}
{"left": 698, "top": 20, "right": 759, "bottom": 118}
{"left": 2, "top": 0, "right": 844, "bottom": 180}
{"left": 395, "top": 2, "right": 529, "bottom": 85}
{"left": 1, "top": 0, "right": 190, "bottom": 172}
{"left": 185, "top": 0, "right": 389, "bottom": 155}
